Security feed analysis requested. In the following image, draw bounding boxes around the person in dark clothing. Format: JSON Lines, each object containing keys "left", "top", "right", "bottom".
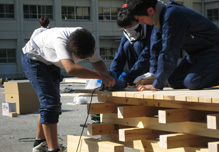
{"left": 110, "top": 6, "right": 153, "bottom": 87}
{"left": 126, "top": 0, "right": 219, "bottom": 91}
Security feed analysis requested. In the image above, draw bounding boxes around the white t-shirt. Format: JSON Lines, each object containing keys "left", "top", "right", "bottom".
{"left": 22, "top": 27, "right": 102, "bottom": 68}
{"left": 30, "top": 27, "right": 48, "bottom": 40}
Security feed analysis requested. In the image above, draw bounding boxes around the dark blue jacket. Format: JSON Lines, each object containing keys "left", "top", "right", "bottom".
{"left": 150, "top": 2, "right": 219, "bottom": 89}
{"left": 110, "top": 25, "right": 153, "bottom": 84}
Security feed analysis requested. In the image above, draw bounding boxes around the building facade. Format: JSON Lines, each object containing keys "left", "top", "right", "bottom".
{"left": 0, "top": 0, "right": 218, "bottom": 79}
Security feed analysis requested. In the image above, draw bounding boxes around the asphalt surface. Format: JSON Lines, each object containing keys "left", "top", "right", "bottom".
{"left": 0, "top": 80, "right": 99, "bottom": 152}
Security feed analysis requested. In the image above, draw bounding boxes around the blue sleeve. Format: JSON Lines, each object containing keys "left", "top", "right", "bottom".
{"left": 152, "top": 11, "right": 188, "bottom": 90}
{"left": 149, "top": 27, "right": 162, "bottom": 74}
{"left": 124, "top": 40, "right": 150, "bottom": 84}
{"left": 110, "top": 35, "right": 128, "bottom": 77}
{"left": 124, "top": 25, "right": 153, "bottom": 84}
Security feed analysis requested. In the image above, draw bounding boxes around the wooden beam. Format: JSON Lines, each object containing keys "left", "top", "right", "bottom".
{"left": 208, "top": 141, "right": 219, "bottom": 152}
{"left": 87, "top": 103, "right": 118, "bottom": 114}
{"left": 87, "top": 123, "right": 117, "bottom": 135}
{"left": 117, "top": 106, "right": 158, "bottom": 119}
{"left": 207, "top": 114, "right": 219, "bottom": 130}
{"left": 159, "top": 133, "right": 214, "bottom": 149}
{"left": 67, "top": 135, "right": 124, "bottom": 152}
{"left": 98, "top": 95, "right": 219, "bottom": 112}
{"left": 124, "top": 139, "right": 208, "bottom": 152}
{"left": 158, "top": 109, "right": 206, "bottom": 124}
{"left": 101, "top": 113, "right": 219, "bottom": 139}
{"left": 119, "top": 128, "right": 168, "bottom": 142}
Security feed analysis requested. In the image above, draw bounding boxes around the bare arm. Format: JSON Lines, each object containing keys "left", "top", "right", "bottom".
{"left": 61, "top": 59, "right": 115, "bottom": 87}
{"left": 91, "top": 61, "right": 109, "bottom": 74}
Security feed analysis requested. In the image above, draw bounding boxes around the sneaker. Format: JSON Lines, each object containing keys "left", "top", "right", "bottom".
{"left": 32, "top": 141, "right": 48, "bottom": 152}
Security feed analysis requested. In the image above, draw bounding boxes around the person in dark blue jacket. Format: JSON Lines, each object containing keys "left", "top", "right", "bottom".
{"left": 126, "top": 0, "right": 219, "bottom": 91}
{"left": 110, "top": 6, "right": 153, "bottom": 87}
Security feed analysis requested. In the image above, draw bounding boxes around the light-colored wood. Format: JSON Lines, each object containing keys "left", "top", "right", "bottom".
{"left": 159, "top": 133, "right": 214, "bottom": 149}
{"left": 97, "top": 88, "right": 219, "bottom": 102}
{"left": 67, "top": 135, "right": 124, "bottom": 152}
{"left": 119, "top": 128, "right": 168, "bottom": 142}
{"left": 101, "top": 113, "right": 219, "bottom": 138}
{"left": 207, "top": 114, "right": 219, "bottom": 130}
{"left": 158, "top": 109, "right": 206, "bottom": 124}
{"left": 124, "top": 139, "right": 208, "bottom": 152}
{"left": 208, "top": 141, "right": 219, "bottom": 152}
{"left": 92, "top": 88, "right": 219, "bottom": 152}
{"left": 87, "top": 103, "right": 118, "bottom": 114}
{"left": 117, "top": 106, "right": 158, "bottom": 119}
{"left": 98, "top": 95, "right": 219, "bottom": 112}
{"left": 87, "top": 123, "right": 117, "bottom": 135}
{"left": 9, "top": 112, "right": 17, "bottom": 117}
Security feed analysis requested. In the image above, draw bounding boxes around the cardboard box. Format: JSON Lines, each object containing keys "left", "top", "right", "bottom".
{"left": 4, "top": 81, "right": 40, "bottom": 114}
{"left": 2, "top": 102, "right": 16, "bottom": 116}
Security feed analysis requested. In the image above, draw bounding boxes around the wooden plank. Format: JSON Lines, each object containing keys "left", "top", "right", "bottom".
{"left": 87, "top": 103, "right": 118, "bottom": 114}
{"left": 207, "top": 114, "right": 219, "bottom": 130}
{"left": 117, "top": 106, "right": 158, "bottom": 119}
{"left": 96, "top": 88, "right": 219, "bottom": 102}
{"left": 67, "top": 135, "right": 124, "bottom": 152}
{"left": 101, "top": 113, "right": 219, "bottom": 139}
{"left": 119, "top": 128, "right": 168, "bottom": 142}
{"left": 212, "top": 98, "right": 219, "bottom": 104}
{"left": 208, "top": 141, "right": 219, "bottom": 152}
{"left": 97, "top": 95, "right": 219, "bottom": 112}
{"left": 159, "top": 133, "right": 214, "bottom": 149}
{"left": 87, "top": 123, "right": 116, "bottom": 135}
{"left": 124, "top": 139, "right": 208, "bottom": 152}
{"left": 158, "top": 109, "right": 206, "bottom": 124}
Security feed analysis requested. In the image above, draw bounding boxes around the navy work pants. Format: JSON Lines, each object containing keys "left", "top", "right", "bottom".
{"left": 22, "top": 53, "right": 63, "bottom": 123}
{"left": 168, "top": 51, "right": 219, "bottom": 90}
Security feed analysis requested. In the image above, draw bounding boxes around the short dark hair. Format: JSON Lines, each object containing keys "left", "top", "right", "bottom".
{"left": 39, "top": 16, "right": 50, "bottom": 28}
{"left": 117, "top": 8, "right": 138, "bottom": 28}
{"left": 127, "top": 0, "right": 157, "bottom": 16}
{"left": 68, "top": 28, "right": 95, "bottom": 59}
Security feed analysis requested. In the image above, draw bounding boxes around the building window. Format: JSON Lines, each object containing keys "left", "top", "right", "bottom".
{"left": 98, "top": 7, "right": 119, "bottom": 20}
{"left": 62, "top": 6, "right": 75, "bottom": 19}
{"left": 62, "top": 6, "right": 90, "bottom": 20}
{"left": 100, "top": 48, "right": 116, "bottom": 61}
{"left": 0, "top": 49, "right": 16, "bottom": 63}
{"left": 0, "top": 4, "right": 14, "bottom": 18}
{"left": 23, "top": 5, "right": 53, "bottom": 19}
{"left": 207, "top": 9, "right": 219, "bottom": 21}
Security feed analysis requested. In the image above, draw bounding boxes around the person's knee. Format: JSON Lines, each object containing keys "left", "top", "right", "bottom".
{"left": 184, "top": 75, "right": 201, "bottom": 90}
{"left": 123, "top": 41, "right": 132, "bottom": 51}
{"left": 39, "top": 104, "right": 61, "bottom": 123}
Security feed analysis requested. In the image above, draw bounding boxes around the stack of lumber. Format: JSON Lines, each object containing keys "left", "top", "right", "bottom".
{"left": 68, "top": 87, "right": 219, "bottom": 152}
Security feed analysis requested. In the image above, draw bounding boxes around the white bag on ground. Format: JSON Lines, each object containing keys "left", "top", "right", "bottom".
{"left": 73, "top": 96, "right": 88, "bottom": 104}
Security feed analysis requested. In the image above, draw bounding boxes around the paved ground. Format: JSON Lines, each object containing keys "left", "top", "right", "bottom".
{"left": 0, "top": 78, "right": 99, "bottom": 152}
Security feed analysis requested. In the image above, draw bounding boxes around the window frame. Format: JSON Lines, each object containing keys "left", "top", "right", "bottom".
{"left": 0, "top": 4, "right": 14, "bottom": 19}
{"left": 98, "top": 7, "right": 119, "bottom": 21}
{"left": 23, "top": 5, "right": 53, "bottom": 19}
{"left": 207, "top": 8, "right": 219, "bottom": 21}
{"left": 0, "top": 48, "right": 16, "bottom": 64}
{"left": 62, "top": 6, "right": 90, "bottom": 20}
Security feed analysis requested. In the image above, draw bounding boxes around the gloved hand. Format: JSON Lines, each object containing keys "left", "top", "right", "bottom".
{"left": 109, "top": 71, "right": 127, "bottom": 89}
{"left": 118, "top": 72, "right": 126, "bottom": 81}
{"left": 133, "top": 72, "right": 155, "bottom": 85}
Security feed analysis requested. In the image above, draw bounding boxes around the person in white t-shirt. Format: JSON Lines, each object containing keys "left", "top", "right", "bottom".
{"left": 22, "top": 27, "right": 115, "bottom": 152}
{"left": 30, "top": 16, "right": 50, "bottom": 40}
